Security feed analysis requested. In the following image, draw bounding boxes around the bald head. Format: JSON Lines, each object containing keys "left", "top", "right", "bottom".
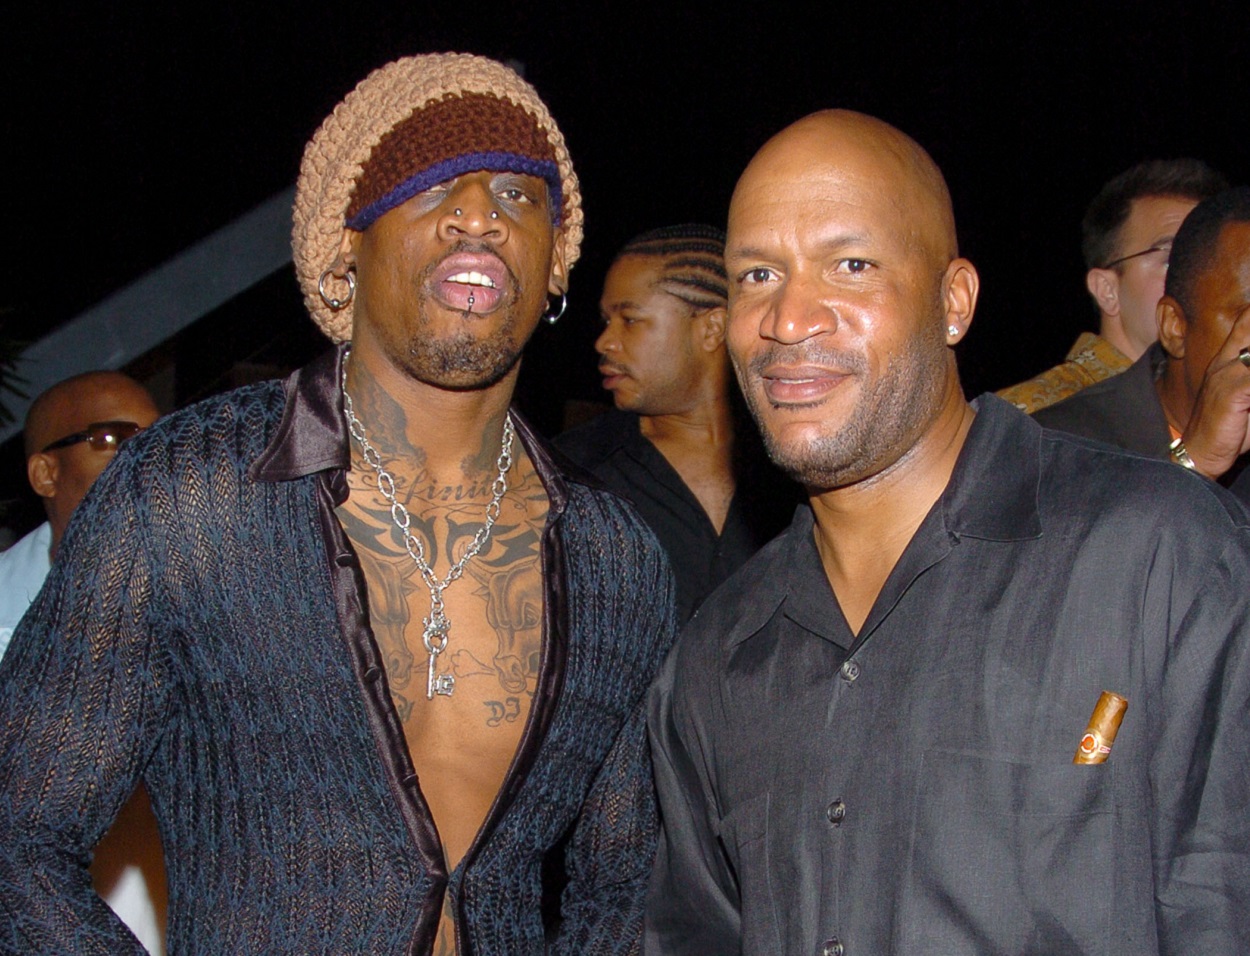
{"left": 25, "top": 372, "right": 156, "bottom": 457}
{"left": 724, "top": 109, "right": 978, "bottom": 492}
{"left": 731, "top": 110, "right": 958, "bottom": 268}
{"left": 24, "top": 371, "right": 160, "bottom": 557}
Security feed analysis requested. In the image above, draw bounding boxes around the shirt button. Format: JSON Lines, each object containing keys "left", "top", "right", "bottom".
{"left": 826, "top": 799, "right": 846, "bottom": 826}
{"left": 821, "top": 938, "right": 845, "bottom": 956}
{"left": 839, "top": 659, "right": 861, "bottom": 682}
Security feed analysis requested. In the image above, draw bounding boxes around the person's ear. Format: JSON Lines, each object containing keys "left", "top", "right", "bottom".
{"left": 1157, "top": 295, "right": 1187, "bottom": 360}
{"left": 1086, "top": 268, "right": 1120, "bottom": 317}
{"left": 332, "top": 229, "right": 358, "bottom": 274}
{"left": 27, "top": 454, "right": 57, "bottom": 500}
{"left": 942, "top": 258, "right": 980, "bottom": 344}
{"left": 548, "top": 229, "right": 569, "bottom": 297}
{"left": 696, "top": 306, "right": 727, "bottom": 352}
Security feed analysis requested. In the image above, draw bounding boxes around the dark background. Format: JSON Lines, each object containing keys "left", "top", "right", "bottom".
{"left": 1, "top": 1, "right": 1246, "bottom": 527}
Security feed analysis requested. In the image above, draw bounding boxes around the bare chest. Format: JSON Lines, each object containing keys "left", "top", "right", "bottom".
{"left": 339, "top": 487, "right": 547, "bottom": 714}
{"left": 336, "top": 466, "right": 550, "bottom": 868}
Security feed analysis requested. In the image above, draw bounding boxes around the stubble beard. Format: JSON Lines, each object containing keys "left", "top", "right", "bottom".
{"left": 385, "top": 250, "right": 533, "bottom": 392}
{"left": 739, "top": 319, "right": 950, "bottom": 491}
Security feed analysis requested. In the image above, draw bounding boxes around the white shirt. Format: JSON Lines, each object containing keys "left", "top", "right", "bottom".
{"left": 0, "top": 522, "right": 52, "bottom": 660}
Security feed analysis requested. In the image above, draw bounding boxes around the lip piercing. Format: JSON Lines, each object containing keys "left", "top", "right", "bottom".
{"left": 467, "top": 294, "right": 475, "bottom": 307}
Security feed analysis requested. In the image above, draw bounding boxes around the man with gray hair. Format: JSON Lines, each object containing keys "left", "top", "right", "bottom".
{"left": 0, "top": 54, "right": 673, "bottom": 955}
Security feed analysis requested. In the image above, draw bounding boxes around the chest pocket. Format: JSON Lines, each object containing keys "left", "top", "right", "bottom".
{"left": 900, "top": 749, "right": 1114, "bottom": 954}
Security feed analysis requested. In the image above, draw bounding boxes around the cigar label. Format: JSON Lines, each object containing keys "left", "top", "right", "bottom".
{"left": 1074, "top": 691, "right": 1128, "bottom": 764}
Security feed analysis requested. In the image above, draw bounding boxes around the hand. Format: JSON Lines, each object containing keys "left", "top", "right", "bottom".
{"left": 1181, "top": 305, "right": 1250, "bottom": 479}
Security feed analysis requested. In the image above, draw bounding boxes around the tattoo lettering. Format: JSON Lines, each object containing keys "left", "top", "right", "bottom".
{"left": 337, "top": 394, "right": 549, "bottom": 720}
{"left": 420, "top": 478, "right": 495, "bottom": 502}
{"left": 484, "top": 697, "right": 523, "bottom": 727}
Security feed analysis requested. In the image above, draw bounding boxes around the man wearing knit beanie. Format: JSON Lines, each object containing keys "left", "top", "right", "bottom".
{"left": 0, "top": 54, "right": 674, "bottom": 955}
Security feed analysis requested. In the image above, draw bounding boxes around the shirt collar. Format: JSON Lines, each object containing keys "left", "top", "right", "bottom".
{"left": 250, "top": 346, "right": 350, "bottom": 481}
{"left": 938, "top": 393, "right": 1044, "bottom": 542}
{"left": 722, "top": 394, "right": 1044, "bottom": 648}
{"left": 248, "top": 343, "right": 573, "bottom": 517}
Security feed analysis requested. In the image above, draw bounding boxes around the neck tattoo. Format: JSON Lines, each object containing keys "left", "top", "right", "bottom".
{"left": 341, "top": 349, "right": 515, "bottom": 699}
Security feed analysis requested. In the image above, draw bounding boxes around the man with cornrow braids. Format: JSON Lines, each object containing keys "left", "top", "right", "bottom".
{"left": 0, "top": 54, "right": 674, "bottom": 955}
{"left": 558, "top": 225, "right": 796, "bottom": 623}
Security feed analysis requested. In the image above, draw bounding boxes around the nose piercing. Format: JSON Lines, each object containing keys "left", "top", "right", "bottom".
{"left": 454, "top": 208, "right": 462, "bottom": 217}
{"left": 490, "top": 211, "right": 499, "bottom": 220}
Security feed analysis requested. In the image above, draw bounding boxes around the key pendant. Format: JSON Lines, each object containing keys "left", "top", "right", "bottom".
{"left": 423, "top": 616, "right": 455, "bottom": 699}
{"left": 426, "top": 649, "right": 455, "bottom": 698}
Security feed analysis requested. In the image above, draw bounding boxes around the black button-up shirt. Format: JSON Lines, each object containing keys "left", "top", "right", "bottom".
{"left": 646, "top": 395, "right": 1250, "bottom": 956}
{"left": 556, "top": 409, "right": 795, "bottom": 623}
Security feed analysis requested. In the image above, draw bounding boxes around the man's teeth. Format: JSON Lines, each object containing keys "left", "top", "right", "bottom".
{"left": 447, "top": 271, "right": 497, "bottom": 288}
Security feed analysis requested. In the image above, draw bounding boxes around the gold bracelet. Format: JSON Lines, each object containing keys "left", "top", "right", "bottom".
{"left": 1169, "top": 436, "right": 1198, "bottom": 471}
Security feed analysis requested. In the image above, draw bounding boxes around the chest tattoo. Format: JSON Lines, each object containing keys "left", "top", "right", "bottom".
{"left": 339, "top": 461, "right": 548, "bottom": 724}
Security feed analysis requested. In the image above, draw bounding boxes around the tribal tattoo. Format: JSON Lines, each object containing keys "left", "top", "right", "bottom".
{"left": 337, "top": 384, "right": 548, "bottom": 724}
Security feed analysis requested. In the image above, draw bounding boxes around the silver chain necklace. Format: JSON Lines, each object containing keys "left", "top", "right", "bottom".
{"left": 341, "top": 352, "right": 514, "bottom": 699}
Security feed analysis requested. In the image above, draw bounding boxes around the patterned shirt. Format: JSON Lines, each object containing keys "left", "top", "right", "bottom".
{"left": 0, "top": 347, "right": 675, "bottom": 955}
{"left": 996, "top": 332, "right": 1131, "bottom": 414}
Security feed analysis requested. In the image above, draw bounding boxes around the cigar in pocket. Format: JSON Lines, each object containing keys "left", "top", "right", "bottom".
{"left": 1073, "top": 691, "right": 1128, "bottom": 765}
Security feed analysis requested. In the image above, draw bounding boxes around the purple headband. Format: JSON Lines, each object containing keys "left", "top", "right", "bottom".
{"left": 345, "top": 152, "right": 564, "bottom": 232}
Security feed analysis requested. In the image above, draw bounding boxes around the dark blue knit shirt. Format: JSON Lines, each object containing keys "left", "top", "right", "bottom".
{"left": 0, "top": 347, "right": 676, "bottom": 955}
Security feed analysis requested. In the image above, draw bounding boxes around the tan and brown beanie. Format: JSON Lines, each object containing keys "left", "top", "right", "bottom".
{"left": 292, "top": 53, "right": 583, "bottom": 343}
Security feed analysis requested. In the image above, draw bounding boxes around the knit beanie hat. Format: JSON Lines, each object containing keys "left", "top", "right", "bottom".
{"left": 292, "top": 53, "right": 583, "bottom": 343}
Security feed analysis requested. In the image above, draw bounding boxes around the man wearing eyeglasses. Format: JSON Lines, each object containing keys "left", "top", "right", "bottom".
{"left": 1037, "top": 187, "right": 1250, "bottom": 502}
{"left": 0, "top": 371, "right": 160, "bottom": 658}
{"left": 998, "top": 159, "right": 1227, "bottom": 413}
{"left": 0, "top": 369, "right": 163, "bottom": 954}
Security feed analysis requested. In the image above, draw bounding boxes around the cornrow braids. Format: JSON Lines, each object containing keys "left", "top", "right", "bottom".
{"left": 614, "top": 224, "right": 728, "bottom": 313}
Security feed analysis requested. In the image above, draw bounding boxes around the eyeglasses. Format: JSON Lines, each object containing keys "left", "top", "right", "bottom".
{"left": 1102, "top": 241, "right": 1173, "bottom": 271}
{"left": 42, "top": 420, "right": 144, "bottom": 453}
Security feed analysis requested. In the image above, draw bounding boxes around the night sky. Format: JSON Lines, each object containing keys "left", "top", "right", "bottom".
{"left": 2, "top": 1, "right": 1247, "bottom": 516}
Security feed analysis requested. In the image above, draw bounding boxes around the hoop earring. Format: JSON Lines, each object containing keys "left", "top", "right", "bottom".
{"left": 543, "top": 292, "right": 568, "bottom": 325}
{"left": 319, "top": 269, "right": 356, "bottom": 311}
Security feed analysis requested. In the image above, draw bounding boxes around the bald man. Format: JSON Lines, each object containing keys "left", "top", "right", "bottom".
{"left": 645, "top": 111, "right": 1250, "bottom": 955}
{"left": 0, "top": 370, "right": 165, "bottom": 955}
{"left": 1, "top": 371, "right": 160, "bottom": 654}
